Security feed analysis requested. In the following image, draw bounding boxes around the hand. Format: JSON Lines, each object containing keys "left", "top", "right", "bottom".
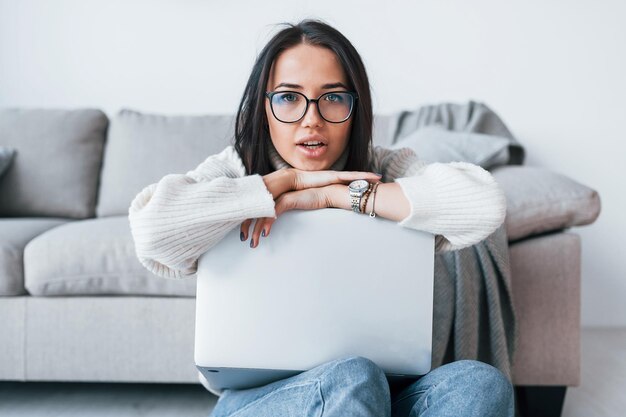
{"left": 263, "top": 167, "right": 382, "bottom": 200}
{"left": 289, "top": 167, "right": 382, "bottom": 191}
{"left": 241, "top": 185, "right": 336, "bottom": 248}
{"left": 245, "top": 169, "right": 382, "bottom": 249}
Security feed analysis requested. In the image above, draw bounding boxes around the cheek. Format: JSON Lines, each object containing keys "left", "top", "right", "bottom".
{"left": 267, "top": 120, "right": 293, "bottom": 150}
{"left": 338, "top": 122, "right": 353, "bottom": 144}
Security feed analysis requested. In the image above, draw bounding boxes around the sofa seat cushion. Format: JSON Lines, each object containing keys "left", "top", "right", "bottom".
{"left": 491, "top": 165, "right": 602, "bottom": 241}
{"left": 0, "top": 218, "right": 70, "bottom": 295}
{"left": 0, "top": 108, "right": 108, "bottom": 219}
{"left": 23, "top": 216, "right": 196, "bottom": 296}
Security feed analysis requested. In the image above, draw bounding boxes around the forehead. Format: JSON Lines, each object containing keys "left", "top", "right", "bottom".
{"left": 268, "top": 44, "right": 348, "bottom": 89}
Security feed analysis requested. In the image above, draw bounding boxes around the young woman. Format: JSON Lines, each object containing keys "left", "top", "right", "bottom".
{"left": 128, "top": 18, "right": 514, "bottom": 417}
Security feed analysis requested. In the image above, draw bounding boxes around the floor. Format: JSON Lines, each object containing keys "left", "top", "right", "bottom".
{"left": 561, "top": 327, "right": 626, "bottom": 417}
{"left": 0, "top": 327, "right": 624, "bottom": 417}
{"left": 0, "top": 382, "right": 218, "bottom": 417}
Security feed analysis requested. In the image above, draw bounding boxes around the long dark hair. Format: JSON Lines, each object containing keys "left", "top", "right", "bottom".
{"left": 233, "top": 18, "right": 374, "bottom": 175}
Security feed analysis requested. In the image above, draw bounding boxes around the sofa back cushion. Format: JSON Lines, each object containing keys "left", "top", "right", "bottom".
{"left": 0, "top": 108, "right": 108, "bottom": 218}
{"left": 0, "top": 146, "right": 17, "bottom": 178}
{"left": 96, "top": 109, "right": 236, "bottom": 217}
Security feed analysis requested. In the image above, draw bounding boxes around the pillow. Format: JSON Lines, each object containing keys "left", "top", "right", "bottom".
{"left": 389, "top": 124, "right": 512, "bottom": 169}
{"left": 0, "top": 146, "right": 16, "bottom": 178}
{"left": 0, "top": 108, "right": 108, "bottom": 219}
{"left": 490, "top": 165, "right": 602, "bottom": 241}
{"left": 96, "top": 109, "right": 236, "bottom": 217}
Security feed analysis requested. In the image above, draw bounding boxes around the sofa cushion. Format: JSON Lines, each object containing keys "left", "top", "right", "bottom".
{"left": 96, "top": 109, "right": 236, "bottom": 217}
{"left": 0, "top": 108, "right": 108, "bottom": 219}
{"left": 23, "top": 216, "right": 196, "bottom": 296}
{"left": 0, "top": 218, "right": 70, "bottom": 295}
{"left": 0, "top": 146, "right": 16, "bottom": 178}
{"left": 491, "top": 165, "right": 602, "bottom": 241}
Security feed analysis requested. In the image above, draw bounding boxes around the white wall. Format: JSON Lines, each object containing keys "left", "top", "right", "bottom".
{"left": 1, "top": 0, "right": 624, "bottom": 326}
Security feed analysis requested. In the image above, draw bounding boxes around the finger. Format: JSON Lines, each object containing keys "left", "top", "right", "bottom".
{"left": 250, "top": 217, "right": 267, "bottom": 249}
{"left": 240, "top": 219, "right": 253, "bottom": 241}
{"left": 274, "top": 193, "right": 293, "bottom": 217}
{"left": 294, "top": 169, "right": 382, "bottom": 190}
{"left": 262, "top": 218, "right": 276, "bottom": 237}
{"left": 337, "top": 171, "right": 383, "bottom": 183}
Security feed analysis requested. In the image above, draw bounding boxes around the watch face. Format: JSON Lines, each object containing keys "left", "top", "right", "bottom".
{"left": 349, "top": 179, "right": 369, "bottom": 192}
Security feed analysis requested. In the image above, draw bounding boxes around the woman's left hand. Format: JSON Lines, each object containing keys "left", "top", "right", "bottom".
{"left": 241, "top": 184, "right": 341, "bottom": 248}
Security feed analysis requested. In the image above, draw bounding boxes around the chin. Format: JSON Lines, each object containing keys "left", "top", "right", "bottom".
{"left": 292, "top": 159, "right": 329, "bottom": 171}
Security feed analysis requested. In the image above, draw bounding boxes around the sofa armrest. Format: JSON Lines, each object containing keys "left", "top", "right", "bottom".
{"left": 490, "top": 165, "right": 601, "bottom": 241}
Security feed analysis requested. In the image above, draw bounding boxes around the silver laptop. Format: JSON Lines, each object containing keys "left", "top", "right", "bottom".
{"left": 195, "top": 207, "right": 435, "bottom": 392}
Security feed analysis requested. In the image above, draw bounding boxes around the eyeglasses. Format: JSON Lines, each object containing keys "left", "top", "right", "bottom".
{"left": 265, "top": 90, "right": 358, "bottom": 123}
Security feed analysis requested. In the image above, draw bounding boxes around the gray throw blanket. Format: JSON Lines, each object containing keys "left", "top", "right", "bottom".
{"left": 387, "top": 100, "right": 524, "bottom": 381}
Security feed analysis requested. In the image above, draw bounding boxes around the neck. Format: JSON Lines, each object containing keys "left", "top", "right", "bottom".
{"left": 268, "top": 140, "right": 349, "bottom": 171}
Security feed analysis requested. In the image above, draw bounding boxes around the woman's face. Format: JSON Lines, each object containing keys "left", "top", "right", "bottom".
{"left": 265, "top": 43, "right": 353, "bottom": 171}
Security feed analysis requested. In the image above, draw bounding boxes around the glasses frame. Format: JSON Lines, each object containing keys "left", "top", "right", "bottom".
{"left": 265, "top": 90, "right": 359, "bottom": 124}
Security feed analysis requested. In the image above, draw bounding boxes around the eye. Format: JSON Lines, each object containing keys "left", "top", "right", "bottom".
{"left": 278, "top": 93, "right": 299, "bottom": 102}
{"left": 324, "top": 93, "right": 345, "bottom": 103}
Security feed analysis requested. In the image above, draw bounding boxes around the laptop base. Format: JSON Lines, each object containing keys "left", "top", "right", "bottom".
{"left": 197, "top": 364, "right": 425, "bottom": 392}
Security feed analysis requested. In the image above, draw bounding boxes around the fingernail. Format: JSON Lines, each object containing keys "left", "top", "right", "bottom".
{"left": 250, "top": 238, "right": 255, "bottom": 248}
{"left": 375, "top": 172, "right": 382, "bottom": 176}
{"left": 261, "top": 230, "right": 266, "bottom": 237}
{"left": 240, "top": 232, "right": 245, "bottom": 241}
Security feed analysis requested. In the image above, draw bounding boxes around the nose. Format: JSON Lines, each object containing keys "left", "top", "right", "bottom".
{"left": 301, "top": 99, "right": 323, "bottom": 127}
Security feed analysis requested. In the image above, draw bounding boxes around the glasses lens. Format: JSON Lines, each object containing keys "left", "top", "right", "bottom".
{"left": 270, "top": 92, "right": 307, "bottom": 122}
{"left": 318, "top": 92, "right": 354, "bottom": 122}
{"left": 270, "top": 92, "right": 354, "bottom": 122}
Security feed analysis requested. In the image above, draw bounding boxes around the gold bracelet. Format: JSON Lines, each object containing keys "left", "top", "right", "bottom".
{"left": 369, "top": 181, "right": 381, "bottom": 218}
{"left": 359, "top": 183, "right": 373, "bottom": 213}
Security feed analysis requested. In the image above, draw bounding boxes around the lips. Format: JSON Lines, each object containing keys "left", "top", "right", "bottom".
{"left": 295, "top": 133, "right": 329, "bottom": 158}
{"left": 296, "top": 142, "right": 328, "bottom": 158}
{"left": 295, "top": 133, "right": 328, "bottom": 146}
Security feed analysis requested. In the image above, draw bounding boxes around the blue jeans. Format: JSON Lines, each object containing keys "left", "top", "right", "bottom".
{"left": 209, "top": 356, "right": 515, "bottom": 417}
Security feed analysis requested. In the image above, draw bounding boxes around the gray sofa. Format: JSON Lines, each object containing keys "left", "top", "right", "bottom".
{"left": 0, "top": 108, "right": 601, "bottom": 414}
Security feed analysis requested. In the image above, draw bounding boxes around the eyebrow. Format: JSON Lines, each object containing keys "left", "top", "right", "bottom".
{"left": 274, "top": 82, "right": 349, "bottom": 90}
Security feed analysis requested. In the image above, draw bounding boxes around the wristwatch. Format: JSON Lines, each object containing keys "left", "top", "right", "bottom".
{"left": 348, "top": 179, "right": 370, "bottom": 213}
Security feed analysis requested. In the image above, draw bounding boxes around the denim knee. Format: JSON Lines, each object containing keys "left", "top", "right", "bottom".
{"left": 323, "top": 356, "right": 386, "bottom": 383}
{"left": 456, "top": 360, "right": 514, "bottom": 410}
{"left": 392, "top": 360, "right": 514, "bottom": 417}
{"left": 353, "top": 356, "right": 385, "bottom": 376}
{"left": 318, "top": 355, "right": 391, "bottom": 416}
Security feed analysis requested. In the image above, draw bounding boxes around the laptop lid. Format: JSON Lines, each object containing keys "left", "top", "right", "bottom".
{"left": 195, "top": 207, "right": 435, "bottom": 391}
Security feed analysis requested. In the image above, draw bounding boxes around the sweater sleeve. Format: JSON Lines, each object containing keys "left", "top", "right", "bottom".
{"left": 373, "top": 146, "right": 507, "bottom": 252}
{"left": 128, "top": 146, "right": 276, "bottom": 279}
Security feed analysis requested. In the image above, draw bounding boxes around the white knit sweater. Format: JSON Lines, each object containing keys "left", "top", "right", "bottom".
{"left": 128, "top": 141, "right": 506, "bottom": 280}
{"left": 127, "top": 141, "right": 506, "bottom": 395}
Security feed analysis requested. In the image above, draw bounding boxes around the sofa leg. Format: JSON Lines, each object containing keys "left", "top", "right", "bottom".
{"left": 514, "top": 386, "right": 567, "bottom": 417}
